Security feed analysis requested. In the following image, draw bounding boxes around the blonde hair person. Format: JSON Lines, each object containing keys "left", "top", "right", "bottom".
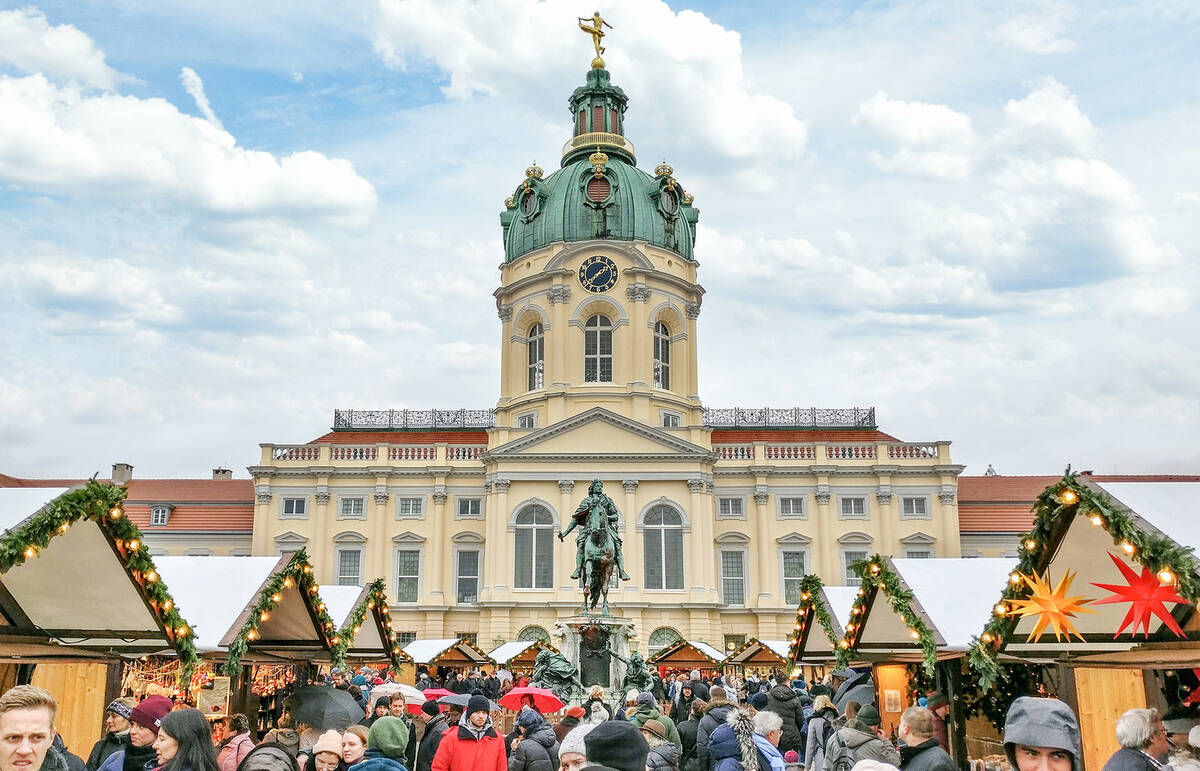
{"left": 0, "top": 686, "right": 58, "bottom": 771}
{"left": 805, "top": 695, "right": 841, "bottom": 771}
{"left": 342, "top": 726, "right": 368, "bottom": 766}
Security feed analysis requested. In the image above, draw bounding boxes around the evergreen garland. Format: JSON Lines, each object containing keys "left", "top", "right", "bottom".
{"left": 970, "top": 469, "right": 1200, "bottom": 689}
{"left": 222, "top": 548, "right": 338, "bottom": 676}
{"left": 0, "top": 480, "right": 200, "bottom": 682}
{"left": 960, "top": 662, "right": 1053, "bottom": 730}
{"left": 838, "top": 555, "right": 939, "bottom": 676}
{"left": 331, "top": 579, "right": 410, "bottom": 670}
{"left": 787, "top": 575, "right": 843, "bottom": 669}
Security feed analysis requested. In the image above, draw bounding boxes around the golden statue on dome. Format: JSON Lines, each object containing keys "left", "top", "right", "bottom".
{"left": 578, "top": 11, "right": 613, "bottom": 69}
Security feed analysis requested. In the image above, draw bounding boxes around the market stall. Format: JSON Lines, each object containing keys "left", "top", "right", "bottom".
{"left": 786, "top": 577, "right": 858, "bottom": 679}
{"left": 318, "top": 581, "right": 411, "bottom": 671}
{"left": 647, "top": 639, "right": 726, "bottom": 677}
{"left": 403, "top": 638, "right": 494, "bottom": 681}
{"left": 488, "top": 639, "right": 560, "bottom": 677}
{"left": 972, "top": 474, "right": 1200, "bottom": 771}
{"left": 723, "top": 638, "right": 791, "bottom": 679}
{"left": 0, "top": 482, "right": 199, "bottom": 753}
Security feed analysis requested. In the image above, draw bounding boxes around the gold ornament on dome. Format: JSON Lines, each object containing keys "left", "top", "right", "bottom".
{"left": 655, "top": 161, "right": 673, "bottom": 178}
{"left": 682, "top": 192, "right": 694, "bottom": 205}
{"left": 589, "top": 150, "right": 609, "bottom": 178}
{"left": 525, "top": 162, "right": 544, "bottom": 180}
{"left": 578, "top": 12, "right": 613, "bottom": 69}
{"left": 504, "top": 195, "right": 515, "bottom": 209}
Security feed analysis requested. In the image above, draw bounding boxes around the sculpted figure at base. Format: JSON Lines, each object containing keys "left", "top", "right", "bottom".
{"left": 560, "top": 479, "right": 630, "bottom": 614}
{"left": 610, "top": 649, "right": 652, "bottom": 694}
{"left": 531, "top": 649, "right": 583, "bottom": 701}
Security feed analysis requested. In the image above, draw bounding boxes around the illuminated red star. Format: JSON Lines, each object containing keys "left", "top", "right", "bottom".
{"left": 1091, "top": 551, "right": 1185, "bottom": 638}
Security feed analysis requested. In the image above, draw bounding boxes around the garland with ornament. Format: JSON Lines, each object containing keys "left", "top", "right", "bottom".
{"left": 787, "top": 575, "right": 842, "bottom": 669}
{"left": 969, "top": 469, "right": 1200, "bottom": 690}
{"left": 222, "top": 548, "right": 337, "bottom": 676}
{"left": 837, "top": 555, "right": 939, "bottom": 676}
{"left": 0, "top": 480, "right": 200, "bottom": 682}
{"left": 331, "top": 579, "right": 408, "bottom": 670}
{"left": 960, "top": 662, "right": 1054, "bottom": 730}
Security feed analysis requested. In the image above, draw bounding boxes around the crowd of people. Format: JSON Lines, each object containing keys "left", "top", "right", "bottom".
{"left": 2, "top": 668, "right": 1199, "bottom": 771}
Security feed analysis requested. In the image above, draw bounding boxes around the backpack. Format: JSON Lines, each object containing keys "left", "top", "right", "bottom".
{"left": 746, "top": 679, "right": 760, "bottom": 696}
{"left": 825, "top": 731, "right": 854, "bottom": 771}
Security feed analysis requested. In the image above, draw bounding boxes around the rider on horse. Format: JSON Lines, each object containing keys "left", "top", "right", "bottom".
{"left": 559, "top": 479, "right": 630, "bottom": 581}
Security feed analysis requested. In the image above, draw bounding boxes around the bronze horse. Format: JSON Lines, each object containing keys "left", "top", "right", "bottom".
{"left": 581, "top": 499, "right": 616, "bottom": 614}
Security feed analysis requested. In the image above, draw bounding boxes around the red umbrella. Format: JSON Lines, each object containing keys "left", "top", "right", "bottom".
{"left": 423, "top": 688, "right": 453, "bottom": 700}
{"left": 498, "top": 687, "right": 565, "bottom": 714}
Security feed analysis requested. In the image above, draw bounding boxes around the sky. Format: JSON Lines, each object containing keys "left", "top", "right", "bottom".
{"left": 1, "top": 0, "right": 1197, "bottom": 480}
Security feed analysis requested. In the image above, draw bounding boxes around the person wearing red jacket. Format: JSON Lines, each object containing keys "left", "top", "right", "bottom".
{"left": 431, "top": 695, "right": 505, "bottom": 771}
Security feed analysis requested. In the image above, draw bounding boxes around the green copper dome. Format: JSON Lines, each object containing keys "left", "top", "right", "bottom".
{"left": 500, "top": 68, "right": 699, "bottom": 263}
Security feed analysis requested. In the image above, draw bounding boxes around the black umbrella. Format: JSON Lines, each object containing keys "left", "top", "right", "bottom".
{"left": 437, "top": 692, "right": 501, "bottom": 710}
{"left": 290, "top": 685, "right": 364, "bottom": 731}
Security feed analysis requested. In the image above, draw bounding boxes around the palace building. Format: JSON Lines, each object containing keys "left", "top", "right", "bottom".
{"left": 245, "top": 60, "right": 965, "bottom": 655}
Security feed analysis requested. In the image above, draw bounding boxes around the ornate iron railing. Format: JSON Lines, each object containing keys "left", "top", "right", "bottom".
{"left": 333, "top": 409, "right": 496, "bottom": 430}
{"left": 701, "top": 407, "right": 876, "bottom": 428}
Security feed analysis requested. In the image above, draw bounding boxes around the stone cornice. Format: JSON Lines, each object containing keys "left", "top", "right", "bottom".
{"left": 486, "top": 406, "right": 713, "bottom": 458}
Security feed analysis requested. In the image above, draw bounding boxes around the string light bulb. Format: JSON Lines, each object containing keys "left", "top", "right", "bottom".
{"left": 839, "top": 640, "right": 850, "bottom": 649}
{"left": 248, "top": 630, "right": 258, "bottom": 640}
{"left": 1158, "top": 568, "right": 1174, "bottom": 583}
{"left": 284, "top": 577, "right": 294, "bottom": 588}
{"left": 869, "top": 563, "right": 881, "bottom": 575}
{"left": 1122, "top": 541, "right": 1135, "bottom": 555}
{"left": 1060, "top": 489, "right": 1078, "bottom": 505}
{"left": 981, "top": 633, "right": 993, "bottom": 643}
{"left": 1024, "top": 539, "right": 1038, "bottom": 551}
{"left": 909, "top": 629, "right": 920, "bottom": 639}
{"left": 176, "top": 625, "right": 189, "bottom": 637}
{"left": 271, "top": 593, "right": 281, "bottom": 603}
{"left": 109, "top": 507, "right": 122, "bottom": 519}
{"left": 162, "top": 600, "right": 173, "bottom": 611}
{"left": 23, "top": 546, "right": 37, "bottom": 558}
{"left": 57, "top": 523, "right": 70, "bottom": 535}
{"left": 1091, "top": 514, "right": 1103, "bottom": 526}
{"left": 127, "top": 539, "right": 140, "bottom": 551}
{"left": 1009, "top": 572, "right": 1022, "bottom": 584}
{"left": 367, "top": 601, "right": 375, "bottom": 609}
{"left": 260, "top": 611, "right": 270, "bottom": 622}
{"left": 994, "top": 603, "right": 1008, "bottom": 615}
{"left": 331, "top": 636, "right": 341, "bottom": 645}
{"left": 145, "top": 570, "right": 158, "bottom": 583}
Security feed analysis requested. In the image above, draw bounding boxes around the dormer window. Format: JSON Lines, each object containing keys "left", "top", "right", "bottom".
{"left": 150, "top": 505, "right": 170, "bottom": 526}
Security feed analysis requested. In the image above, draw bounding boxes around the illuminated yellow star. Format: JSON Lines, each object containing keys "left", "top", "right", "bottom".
{"left": 1008, "top": 570, "right": 1096, "bottom": 642}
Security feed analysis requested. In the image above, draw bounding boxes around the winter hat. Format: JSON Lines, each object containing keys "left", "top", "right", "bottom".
{"left": 466, "top": 694, "right": 491, "bottom": 717}
{"left": 372, "top": 678, "right": 384, "bottom": 686}
{"left": 374, "top": 696, "right": 390, "bottom": 710}
{"left": 641, "top": 718, "right": 668, "bottom": 742}
{"left": 238, "top": 743, "right": 299, "bottom": 771}
{"left": 748, "top": 693, "right": 768, "bottom": 710}
{"left": 366, "top": 716, "right": 409, "bottom": 759}
{"left": 1188, "top": 726, "right": 1200, "bottom": 749}
{"left": 420, "top": 700, "right": 440, "bottom": 717}
{"left": 129, "top": 695, "right": 173, "bottom": 733}
{"left": 926, "top": 691, "right": 949, "bottom": 709}
{"left": 784, "top": 751, "right": 800, "bottom": 763}
{"left": 708, "top": 686, "right": 728, "bottom": 704}
{"left": 565, "top": 706, "right": 586, "bottom": 719}
{"left": 1165, "top": 718, "right": 1196, "bottom": 735}
{"left": 589, "top": 703, "right": 610, "bottom": 723}
{"left": 857, "top": 705, "right": 882, "bottom": 727}
{"left": 625, "top": 689, "right": 639, "bottom": 704}
{"left": 517, "top": 710, "right": 543, "bottom": 729}
{"left": 636, "top": 692, "right": 656, "bottom": 707}
{"left": 584, "top": 720, "right": 650, "bottom": 771}
{"left": 810, "top": 684, "right": 831, "bottom": 697}
{"left": 312, "top": 730, "right": 342, "bottom": 757}
{"left": 106, "top": 698, "right": 135, "bottom": 720}
{"left": 352, "top": 675, "right": 368, "bottom": 687}
{"left": 560, "top": 723, "right": 599, "bottom": 757}
{"left": 330, "top": 668, "right": 342, "bottom": 675}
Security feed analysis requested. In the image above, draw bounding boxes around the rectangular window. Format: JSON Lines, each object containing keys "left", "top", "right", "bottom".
{"left": 516, "top": 413, "right": 536, "bottom": 429}
{"left": 457, "top": 498, "right": 482, "bottom": 519}
{"left": 782, "top": 551, "right": 806, "bottom": 605}
{"left": 661, "top": 412, "right": 681, "bottom": 428}
{"left": 281, "top": 497, "right": 307, "bottom": 519}
{"left": 337, "top": 549, "right": 362, "bottom": 586}
{"left": 396, "top": 631, "right": 416, "bottom": 646}
{"left": 779, "top": 497, "right": 806, "bottom": 518}
{"left": 456, "top": 550, "right": 479, "bottom": 604}
{"left": 839, "top": 497, "right": 867, "bottom": 519}
{"left": 724, "top": 634, "right": 746, "bottom": 652}
{"left": 717, "top": 497, "right": 744, "bottom": 518}
{"left": 593, "top": 105, "right": 604, "bottom": 132}
{"left": 584, "top": 316, "right": 613, "bottom": 383}
{"left": 720, "top": 550, "right": 746, "bottom": 605}
{"left": 150, "top": 506, "right": 169, "bottom": 526}
{"left": 455, "top": 632, "right": 478, "bottom": 646}
{"left": 339, "top": 497, "right": 365, "bottom": 520}
{"left": 843, "top": 550, "right": 869, "bottom": 586}
{"left": 396, "top": 497, "right": 423, "bottom": 519}
{"left": 395, "top": 550, "right": 419, "bottom": 603}
{"left": 905, "top": 549, "right": 932, "bottom": 559}
{"left": 901, "top": 497, "right": 929, "bottom": 518}
{"left": 643, "top": 527, "right": 685, "bottom": 591}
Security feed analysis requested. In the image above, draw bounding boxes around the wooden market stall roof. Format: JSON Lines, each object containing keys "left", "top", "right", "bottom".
{"left": 973, "top": 476, "right": 1200, "bottom": 685}
{"left": 154, "top": 550, "right": 336, "bottom": 672}
{"left": 0, "top": 482, "right": 199, "bottom": 672}
{"left": 488, "top": 639, "right": 559, "bottom": 668}
{"left": 787, "top": 580, "right": 858, "bottom": 666}
{"left": 318, "top": 581, "right": 411, "bottom": 669}
{"left": 403, "top": 638, "right": 494, "bottom": 667}
{"left": 647, "top": 639, "right": 726, "bottom": 669}
{"left": 844, "top": 556, "right": 1015, "bottom": 673}
{"left": 725, "top": 638, "right": 791, "bottom": 668}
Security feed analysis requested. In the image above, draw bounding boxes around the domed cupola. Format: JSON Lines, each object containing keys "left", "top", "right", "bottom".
{"left": 500, "top": 66, "right": 700, "bottom": 263}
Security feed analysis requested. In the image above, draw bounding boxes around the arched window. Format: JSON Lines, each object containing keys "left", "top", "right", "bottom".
{"left": 584, "top": 314, "right": 613, "bottom": 382}
{"left": 648, "top": 627, "right": 683, "bottom": 655}
{"left": 643, "top": 505, "right": 684, "bottom": 590}
{"left": 527, "top": 323, "right": 544, "bottom": 391}
{"left": 653, "top": 321, "right": 670, "bottom": 389}
{"left": 518, "top": 625, "right": 550, "bottom": 643}
{"left": 514, "top": 505, "right": 554, "bottom": 589}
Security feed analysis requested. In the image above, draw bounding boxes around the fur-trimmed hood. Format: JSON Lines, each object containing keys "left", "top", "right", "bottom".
{"left": 708, "top": 707, "right": 759, "bottom": 771}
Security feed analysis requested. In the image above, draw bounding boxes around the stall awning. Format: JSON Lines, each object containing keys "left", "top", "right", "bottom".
{"left": 725, "top": 638, "right": 790, "bottom": 667}
{"left": 788, "top": 581, "right": 858, "bottom": 666}
{"left": 647, "top": 640, "right": 726, "bottom": 668}
{"left": 317, "top": 582, "right": 410, "bottom": 668}
{"left": 488, "top": 639, "right": 559, "bottom": 667}
{"left": 404, "top": 638, "right": 493, "bottom": 667}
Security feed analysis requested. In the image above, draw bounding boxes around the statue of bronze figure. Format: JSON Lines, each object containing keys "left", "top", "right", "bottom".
{"left": 559, "top": 479, "right": 630, "bottom": 614}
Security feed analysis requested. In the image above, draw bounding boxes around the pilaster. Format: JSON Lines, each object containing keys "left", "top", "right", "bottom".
{"left": 432, "top": 486, "right": 448, "bottom": 604}
{"left": 754, "top": 487, "right": 773, "bottom": 606}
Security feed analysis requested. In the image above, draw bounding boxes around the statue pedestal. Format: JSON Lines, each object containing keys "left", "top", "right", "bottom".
{"left": 554, "top": 614, "right": 636, "bottom": 693}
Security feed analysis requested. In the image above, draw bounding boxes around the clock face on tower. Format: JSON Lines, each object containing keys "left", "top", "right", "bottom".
{"left": 578, "top": 255, "right": 618, "bottom": 293}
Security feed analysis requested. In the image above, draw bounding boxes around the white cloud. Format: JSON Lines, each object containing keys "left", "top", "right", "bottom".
{"left": 1001, "top": 77, "right": 1096, "bottom": 155}
{"left": 0, "top": 73, "right": 376, "bottom": 225}
{"left": 0, "top": 6, "right": 131, "bottom": 89}
{"left": 179, "top": 67, "right": 224, "bottom": 130}
{"left": 855, "top": 91, "right": 976, "bottom": 179}
{"left": 994, "top": 7, "right": 1077, "bottom": 54}
{"left": 371, "top": 0, "right": 806, "bottom": 160}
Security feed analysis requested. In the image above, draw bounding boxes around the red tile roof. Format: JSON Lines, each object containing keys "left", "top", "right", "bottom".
{"left": 309, "top": 430, "right": 490, "bottom": 444}
{"left": 126, "top": 503, "right": 253, "bottom": 532}
{"left": 710, "top": 429, "right": 899, "bottom": 442}
{"left": 123, "top": 479, "right": 254, "bottom": 502}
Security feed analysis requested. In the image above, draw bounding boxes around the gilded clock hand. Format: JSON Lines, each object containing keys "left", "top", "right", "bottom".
{"left": 594, "top": 266, "right": 611, "bottom": 284}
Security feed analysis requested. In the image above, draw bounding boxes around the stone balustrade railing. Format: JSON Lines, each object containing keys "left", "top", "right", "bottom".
{"left": 261, "top": 443, "right": 486, "bottom": 465}
{"left": 712, "top": 441, "right": 948, "bottom": 464}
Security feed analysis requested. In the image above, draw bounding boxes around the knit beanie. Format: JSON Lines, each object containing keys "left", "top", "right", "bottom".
{"left": 584, "top": 720, "right": 650, "bottom": 771}
{"left": 517, "top": 709, "right": 543, "bottom": 729}
{"left": 129, "top": 696, "right": 173, "bottom": 733}
{"left": 311, "top": 730, "right": 342, "bottom": 756}
{"left": 420, "top": 700, "right": 440, "bottom": 717}
{"left": 466, "top": 694, "right": 491, "bottom": 717}
{"left": 106, "top": 698, "right": 136, "bottom": 720}
{"left": 748, "top": 692, "right": 768, "bottom": 710}
{"left": 239, "top": 744, "right": 299, "bottom": 771}
{"left": 565, "top": 706, "right": 586, "bottom": 719}
{"left": 926, "top": 691, "right": 949, "bottom": 709}
{"left": 560, "top": 723, "right": 598, "bottom": 757}
{"left": 857, "top": 705, "right": 882, "bottom": 727}
{"left": 367, "top": 716, "right": 409, "bottom": 759}
{"left": 636, "top": 692, "right": 656, "bottom": 707}
{"left": 625, "top": 689, "right": 639, "bottom": 704}
{"left": 374, "top": 696, "right": 391, "bottom": 711}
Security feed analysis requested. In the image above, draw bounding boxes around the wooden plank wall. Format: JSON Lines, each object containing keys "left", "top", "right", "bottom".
{"left": 32, "top": 663, "right": 111, "bottom": 758}
{"left": 1074, "top": 668, "right": 1146, "bottom": 771}
{"left": 874, "top": 664, "right": 910, "bottom": 736}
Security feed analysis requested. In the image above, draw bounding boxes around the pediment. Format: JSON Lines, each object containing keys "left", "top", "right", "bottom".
{"left": 777, "top": 532, "right": 813, "bottom": 546}
{"left": 489, "top": 407, "right": 710, "bottom": 459}
{"left": 275, "top": 531, "right": 308, "bottom": 545}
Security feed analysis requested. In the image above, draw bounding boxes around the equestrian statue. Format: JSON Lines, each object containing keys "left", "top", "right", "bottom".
{"left": 559, "top": 479, "right": 630, "bottom": 614}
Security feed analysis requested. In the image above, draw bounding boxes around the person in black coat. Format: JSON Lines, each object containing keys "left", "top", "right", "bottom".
{"left": 415, "top": 702, "right": 450, "bottom": 771}
{"left": 87, "top": 698, "right": 137, "bottom": 771}
{"left": 1003, "top": 696, "right": 1082, "bottom": 771}
{"left": 765, "top": 677, "right": 806, "bottom": 756}
{"left": 696, "top": 688, "right": 734, "bottom": 770}
{"left": 676, "top": 699, "right": 705, "bottom": 771}
{"left": 508, "top": 710, "right": 559, "bottom": 771}
{"left": 1102, "top": 709, "right": 1169, "bottom": 771}
{"left": 898, "top": 708, "right": 955, "bottom": 771}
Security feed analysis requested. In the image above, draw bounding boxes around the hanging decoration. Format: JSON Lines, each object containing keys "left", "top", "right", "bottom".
{"left": 1092, "top": 551, "right": 1186, "bottom": 638}
{"left": 1005, "top": 570, "right": 1094, "bottom": 643}
{"left": 837, "top": 555, "right": 938, "bottom": 676}
{"left": 0, "top": 479, "right": 200, "bottom": 683}
{"left": 222, "top": 548, "right": 337, "bottom": 677}
{"left": 250, "top": 664, "right": 298, "bottom": 697}
{"left": 970, "top": 468, "right": 1200, "bottom": 690}
{"left": 786, "top": 575, "right": 842, "bottom": 670}
{"left": 331, "top": 579, "right": 409, "bottom": 670}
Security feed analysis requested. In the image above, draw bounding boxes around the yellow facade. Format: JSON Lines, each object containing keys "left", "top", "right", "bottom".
{"left": 249, "top": 235, "right": 963, "bottom": 653}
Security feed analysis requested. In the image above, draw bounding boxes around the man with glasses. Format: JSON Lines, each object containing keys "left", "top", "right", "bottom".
{"left": 1103, "top": 708, "right": 1170, "bottom": 771}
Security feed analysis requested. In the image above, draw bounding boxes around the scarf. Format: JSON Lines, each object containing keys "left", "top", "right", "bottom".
{"left": 124, "top": 744, "right": 158, "bottom": 771}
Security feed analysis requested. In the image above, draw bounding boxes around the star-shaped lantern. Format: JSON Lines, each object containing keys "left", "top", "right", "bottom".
{"left": 1091, "top": 551, "right": 1186, "bottom": 638}
{"left": 1008, "top": 570, "right": 1096, "bottom": 642}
